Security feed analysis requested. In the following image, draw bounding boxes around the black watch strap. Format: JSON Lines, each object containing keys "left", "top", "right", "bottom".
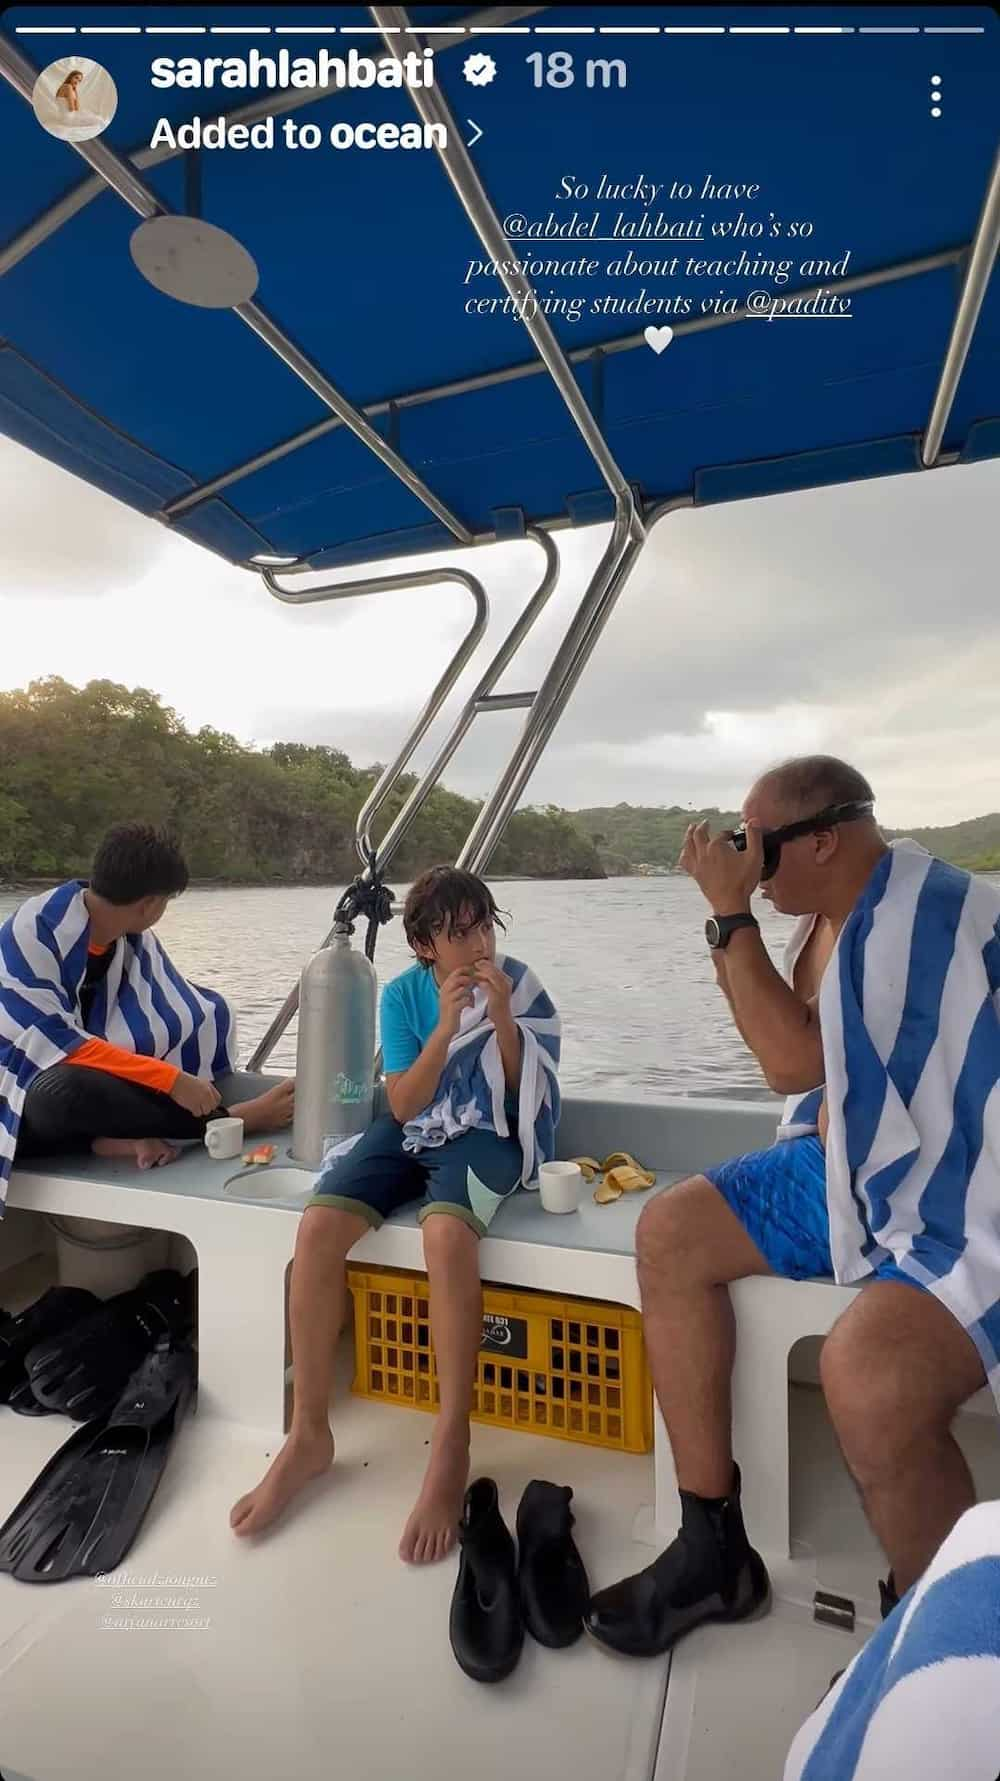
{"left": 706, "top": 913, "right": 759, "bottom": 950}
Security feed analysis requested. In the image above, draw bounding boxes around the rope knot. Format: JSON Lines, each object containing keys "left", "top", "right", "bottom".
{"left": 334, "top": 855, "right": 395, "bottom": 961}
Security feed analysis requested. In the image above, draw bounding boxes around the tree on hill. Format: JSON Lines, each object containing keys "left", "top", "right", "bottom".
{"left": 0, "top": 678, "right": 604, "bottom": 884}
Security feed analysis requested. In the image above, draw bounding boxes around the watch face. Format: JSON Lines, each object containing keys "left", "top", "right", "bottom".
{"left": 705, "top": 918, "right": 722, "bottom": 947}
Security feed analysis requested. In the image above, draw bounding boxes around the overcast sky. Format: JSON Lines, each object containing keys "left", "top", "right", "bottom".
{"left": 2, "top": 433, "right": 997, "bottom": 828}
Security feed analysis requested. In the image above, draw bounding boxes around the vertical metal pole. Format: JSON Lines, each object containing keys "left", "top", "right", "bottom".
{"left": 372, "top": 3, "right": 634, "bottom": 506}
{"left": 922, "top": 142, "right": 1000, "bottom": 467}
{"left": 247, "top": 532, "right": 557, "bottom": 1070}
{"left": 456, "top": 496, "right": 688, "bottom": 874}
{"left": 370, "top": 528, "right": 560, "bottom": 870}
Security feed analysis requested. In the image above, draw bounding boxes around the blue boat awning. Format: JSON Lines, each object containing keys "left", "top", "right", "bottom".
{"left": 1, "top": 3, "right": 998, "bottom": 573}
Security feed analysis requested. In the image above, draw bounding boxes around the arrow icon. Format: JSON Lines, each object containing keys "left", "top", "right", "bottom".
{"left": 466, "top": 119, "right": 484, "bottom": 147}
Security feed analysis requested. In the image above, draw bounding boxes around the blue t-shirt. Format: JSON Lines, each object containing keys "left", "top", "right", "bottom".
{"left": 380, "top": 963, "right": 440, "bottom": 1074}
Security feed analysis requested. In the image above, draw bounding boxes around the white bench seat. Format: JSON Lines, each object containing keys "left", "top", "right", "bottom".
{"left": 3, "top": 1093, "right": 992, "bottom": 1566}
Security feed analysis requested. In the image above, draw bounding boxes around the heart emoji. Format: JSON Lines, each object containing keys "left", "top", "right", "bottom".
{"left": 644, "top": 325, "right": 674, "bottom": 354}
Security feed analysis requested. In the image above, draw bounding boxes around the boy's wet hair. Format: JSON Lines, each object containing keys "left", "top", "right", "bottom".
{"left": 403, "top": 866, "right": 507, "bottom": 966}
{"left": 90, "top": 823, "right": 189, "bottom": 905}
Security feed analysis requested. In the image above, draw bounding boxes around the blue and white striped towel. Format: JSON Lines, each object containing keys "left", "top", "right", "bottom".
{"left": 784, "top": 1499, "right": 1000, "bottom": 1779}
{"left": 0, "top": 879, "right": 237, "bottom": 1212}
{"left": 401, "top": 954, "right": 561, "bottom": 1187}
{"left": 779, "top": 840, "right": 1000, "bottom": 1405}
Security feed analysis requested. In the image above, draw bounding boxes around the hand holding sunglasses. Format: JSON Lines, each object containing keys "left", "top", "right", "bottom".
{"left": 678, "top": 817, "right": 766, "bottom": 915}
{"left": 680, "top": 798, "right": 875, "bottom": 916}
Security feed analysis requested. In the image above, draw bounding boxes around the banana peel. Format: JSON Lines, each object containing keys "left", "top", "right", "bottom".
{"left": 601, "top": 1152, "right": 655, "bottom": 1184}
{"left": 605, "top": 1164, "right": 655, "bottom": 1194}
{"left": 570, "top": 1156, "right": 603, "bottom": 1183}
{"left": 591, "top": 1153, "right": 656, "bottom": 1204}
{"left": 593, "top": 1176, "right": 623, "bottom": 1204}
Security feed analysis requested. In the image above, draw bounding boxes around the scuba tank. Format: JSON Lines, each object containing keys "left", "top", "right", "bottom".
{"left": 291, "top": 924, "right": 377, "bottom": 1169}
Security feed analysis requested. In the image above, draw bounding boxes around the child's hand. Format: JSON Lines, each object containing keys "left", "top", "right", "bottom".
{"left": 474, "top": 960, "right": 512, "bottom": 1024}
{"left": 436, "top": 966, "right": 477, "bottom": 1039}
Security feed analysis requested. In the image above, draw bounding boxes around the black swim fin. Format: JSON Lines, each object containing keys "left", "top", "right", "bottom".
{"left": 0, "top": 1287, "right": 100, "bottom": 1407}
{"left": 0, "top": 1343, "right": 197, "bottom": 1584}
{"left": 26, "top": 1270, "right": 195, "bottom": 1421}
{"left": 8, "top": 1376, "right": 55, "bottom": 1417}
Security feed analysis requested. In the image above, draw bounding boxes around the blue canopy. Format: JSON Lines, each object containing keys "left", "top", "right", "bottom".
{"left": 1, "top": 3, "right": 998, "bottom": 573}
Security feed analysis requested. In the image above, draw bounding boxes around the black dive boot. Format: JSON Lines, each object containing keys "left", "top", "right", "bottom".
{"left": 516, "top": 1480, "right": 590, "bottom": 1649}
{"left": 821, "top": 1571, "right": 900, "bottom": 1704}
{"left": 878, "top": 1572, "right": 899, "bottom": 1619}
{"left": 449, "top": 1480, "right": 523, "bottom": 1684}
{"left": 586, "top": 1464, "right": 770, "bottom": 1658}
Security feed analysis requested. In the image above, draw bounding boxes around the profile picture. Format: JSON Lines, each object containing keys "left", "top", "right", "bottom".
{"left": 32, "top": 57, "right": 118, "bottom": 143}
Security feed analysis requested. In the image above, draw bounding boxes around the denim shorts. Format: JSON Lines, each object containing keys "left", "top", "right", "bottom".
{"left": 309, "top": 1113, "right": 523, "bottom": 1238}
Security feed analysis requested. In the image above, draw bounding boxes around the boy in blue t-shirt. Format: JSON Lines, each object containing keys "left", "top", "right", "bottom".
{"left": 231, "top": 866, "right": 555, "bottom": 1567}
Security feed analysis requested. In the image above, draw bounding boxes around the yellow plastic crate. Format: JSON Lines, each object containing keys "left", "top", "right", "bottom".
{"left": 347, "top": 1264, "right": 653, "bottom": 1454}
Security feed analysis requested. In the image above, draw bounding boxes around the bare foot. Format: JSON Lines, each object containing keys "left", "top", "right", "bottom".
{"left": 232, "top": 1079, "right": 295, "bottom": 1134}
{"left": 399, "top": 1426, "right": 470, "bottom": 1564}
{"left": 92, "top": 1136, "right": 180, "bottom": 1170}
{"left": 230, "top": 1423, "right": 334, "bottom": 1538}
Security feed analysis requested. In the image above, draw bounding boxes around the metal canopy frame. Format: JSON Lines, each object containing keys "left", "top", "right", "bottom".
{"left": 248, "top": 524, "right": 560, "bottom": 1070}
{"left": 2, "top": 23, "right": 997, "bottom": 563}
{"left": 2, "top": 8, "right": 999, "bottom": 1071}
{"left": 4, "top": 22, "right": 996, "bottom": 565}
{"left": 262, "top": 555, "right": 491, "bottom": 870}
{"left": 261, "top": 528, "right": 560, "bottom": 874}
{"left": 0, "top": 33, "right": 474, "bottom": 545}
{"left": 459, "top": 494, "right": 659, "bottom": 875}
{"left": 163, "top": 241, "right": 968, "bottom": 531}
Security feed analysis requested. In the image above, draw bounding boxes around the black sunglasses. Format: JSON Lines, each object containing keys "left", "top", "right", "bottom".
{"left": 730, "top": 800, "right": 874, "bottom": 881}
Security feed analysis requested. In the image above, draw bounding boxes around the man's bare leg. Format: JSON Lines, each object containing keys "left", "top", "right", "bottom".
{"left": 820, "top": 1280, "right": 986, "bottom": 1594}
{"left": 230, "top": 1204, "right": 368, "bottom": 1537}
{"left": 636, "top": 1176, "right": 775, "bottom": 1496}
{"left": 399, "top": 1215, "right": 480, "bottom": 1564}
{"left": 585, "top": 1176, "right": 776, "bottom": 1657}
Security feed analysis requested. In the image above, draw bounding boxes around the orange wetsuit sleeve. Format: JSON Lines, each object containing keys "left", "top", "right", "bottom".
{"left": 65, "top": 1037, "right": 180, "bottom": 1096}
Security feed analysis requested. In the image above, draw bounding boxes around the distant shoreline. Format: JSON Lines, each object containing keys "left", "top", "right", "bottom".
{"left": 3, "top": 862, "right": 996, "bottom": 899}
{"left": 0, "top": 871, "right": 604, "bottom": 895}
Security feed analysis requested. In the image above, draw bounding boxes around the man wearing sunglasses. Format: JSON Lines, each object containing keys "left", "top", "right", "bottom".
{"left": 587, "top": 754, "right": 996, "bottom": 1666}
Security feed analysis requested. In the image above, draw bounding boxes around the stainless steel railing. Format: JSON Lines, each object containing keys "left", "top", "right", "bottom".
{"left": 248, "top": 527, "right": 559, "bottom": 1069}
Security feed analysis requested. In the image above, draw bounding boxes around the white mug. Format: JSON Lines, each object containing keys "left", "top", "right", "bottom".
{"left": 205, "top": 1117, "right": 244, "bottom": 1160}
{"left": 538, "top": 1159, "right": 584, "bottom": 1215}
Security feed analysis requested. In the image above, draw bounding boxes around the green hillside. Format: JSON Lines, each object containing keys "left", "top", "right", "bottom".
{"left": 902, "top": 815, "right": 1000, "bottom": 874}
{"left": 0, "top": 678, "right": 604, "bottom": 885}
{"left": 3, "top": 679, "right": 997, "bottom": 886}
{"left": 575, "top": 804, "right": 1000, "bottom": 875}
{"left": 574, "top": 805, "right": 740, "bottom": 872}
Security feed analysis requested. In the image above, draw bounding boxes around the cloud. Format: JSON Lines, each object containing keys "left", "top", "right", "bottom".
{"left": 0, "top": 433, "right": 996, "bottom": 828}
{"left": 489, "top": 462, "right": 1000, "bottom": 823}
{"left": 254, "top": 464, "right": 1000, "bottom": 825}
{"left": 0, "top": 438, "right": 167, "bottom": 598}
{"left": 546, "top": 464, "right": 997, "bottom": 747}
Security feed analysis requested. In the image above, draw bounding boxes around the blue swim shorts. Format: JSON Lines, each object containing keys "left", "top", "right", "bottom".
{"left": 704, "top": 1134, "right": 921, "bottom": 1290}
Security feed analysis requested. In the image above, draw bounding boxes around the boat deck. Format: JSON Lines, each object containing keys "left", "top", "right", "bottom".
{"left": 0, "top": 1282, "right": 668, "bottom": 1781}
{"left": 3, "top": 1087, "right": 1000, "bottom": 1780}
{"left": 4, "top": 1240, "right": 999, "bottom": 1781}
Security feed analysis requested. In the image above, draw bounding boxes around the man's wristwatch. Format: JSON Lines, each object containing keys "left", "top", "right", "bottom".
{"left": 705, "top": 913, "right": 759, "bottom": 950}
